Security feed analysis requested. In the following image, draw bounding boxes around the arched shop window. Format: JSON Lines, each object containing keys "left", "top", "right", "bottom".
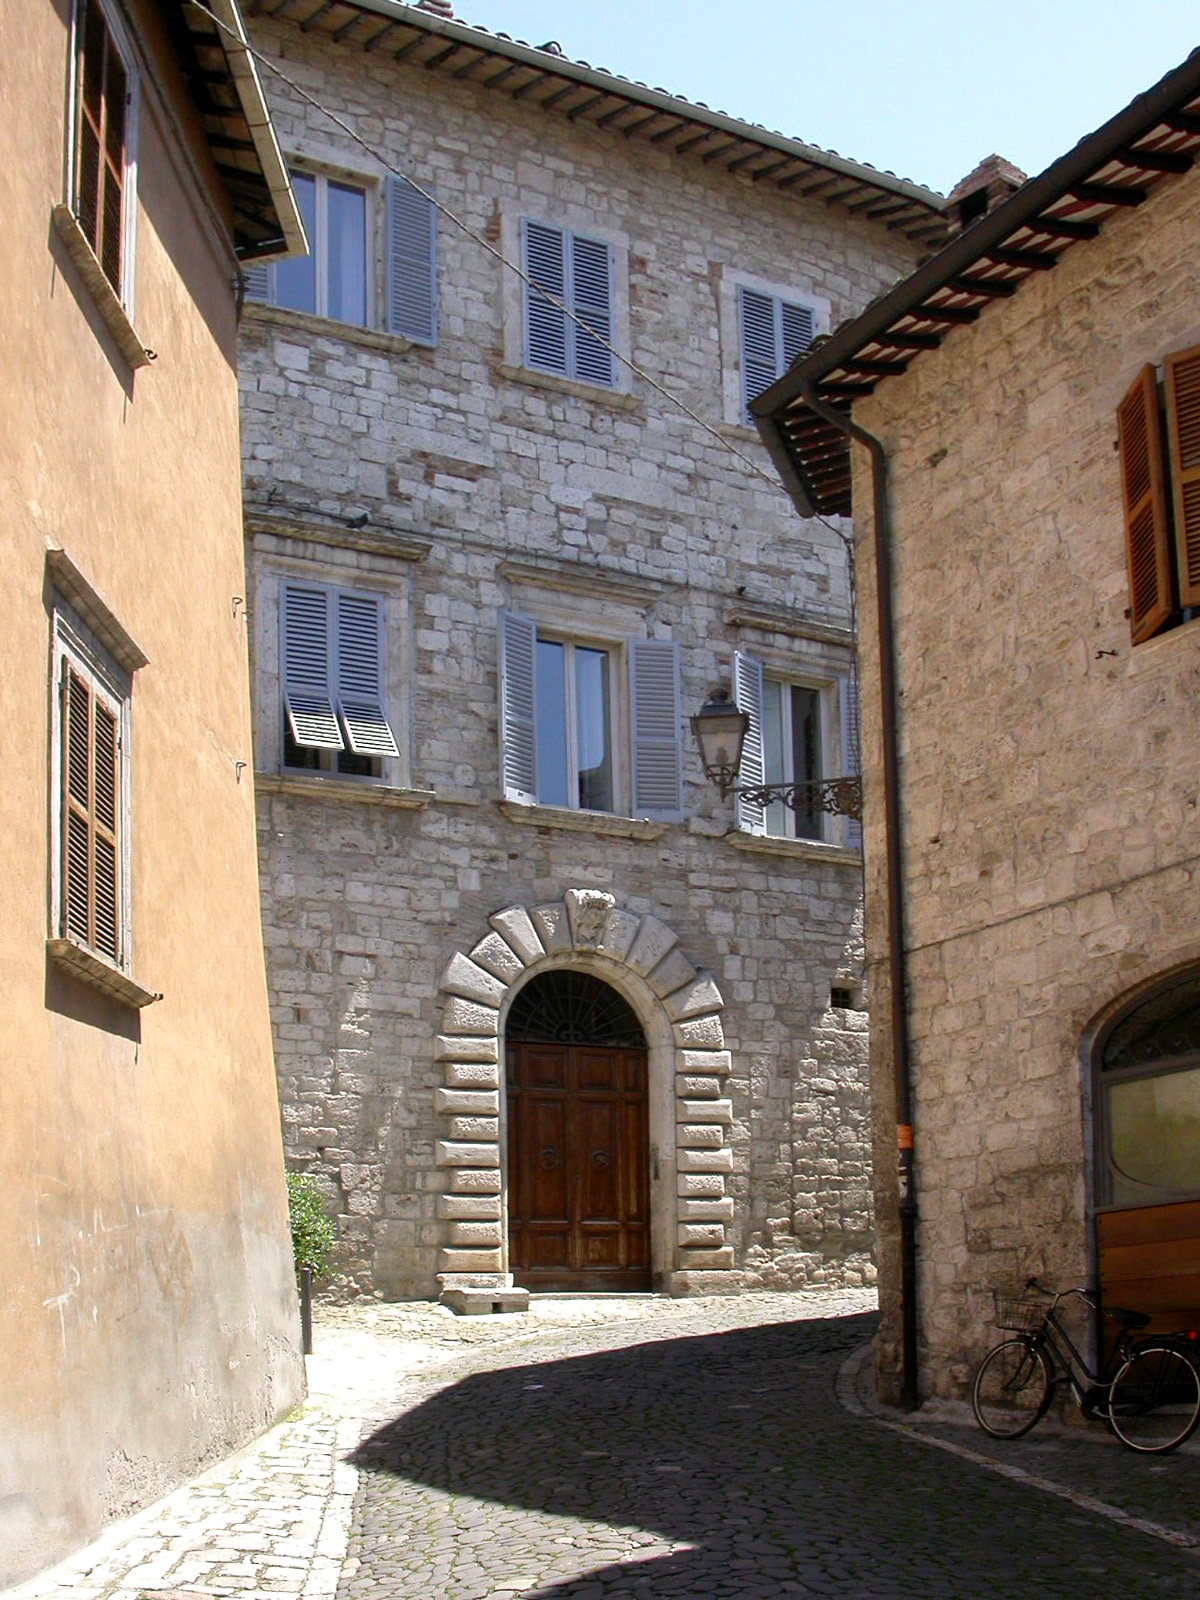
{"left": 1097, "top": 970, "right": 1200, "bottom": 1207}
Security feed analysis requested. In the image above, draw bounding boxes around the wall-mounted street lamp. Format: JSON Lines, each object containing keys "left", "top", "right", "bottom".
{"left": 690, "top": 687, "right": 863, "bottom": 821}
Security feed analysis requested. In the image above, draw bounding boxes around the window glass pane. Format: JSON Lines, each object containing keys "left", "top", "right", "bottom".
{"left": 575, "top": 647, "right": 612, "bottom": 812}
{"left": 274, "top": 173, "right": 317, "bottom": 314}
{"left": 327, "top": 181, "right": 367, "bottom": 327}
{"left": 535, "top": 640, "right": 569, "bottom": 807}
{"left": 791, "top": 685, "right": 822, "bottom": 840}
{"left": 761, "top": 678, "right": 788, "bottom": 838}
{"left": 1109, "top": 1066, "right": 1200, "bottom": 1203}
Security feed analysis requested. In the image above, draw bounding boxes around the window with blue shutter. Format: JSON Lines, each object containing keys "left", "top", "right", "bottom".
{"left": 738, "top": 286, "right": 816, "bottom": 422}
{"left": 523, "top": 219, "right": 614, "bottom": 386}
{"left": 733, "top": 650, "right": 766, "bottom": 836}
{"left": 282, "top": 582, "right": 397, "bottom": 776}
{"left": 245, "top": 169, "right": 371, "bottom": 329}
{"left": 499, "top": 611, "right": 538, "bottom": 805}
{"left": 386, "top": 175, "right": 437, "bottom": 345}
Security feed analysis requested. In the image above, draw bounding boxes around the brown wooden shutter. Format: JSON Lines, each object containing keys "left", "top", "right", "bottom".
{"left": 75, "top": 0, "right": 125, "bottom": 293}
{"left": 1165, "top": 344, "right": 1200, "bottom": 609}
{"left": 1117, "top": 364, "right": 1173, "bottom": 644}
{"left": 62, "top": 663, "right": 121, "bottom": 963}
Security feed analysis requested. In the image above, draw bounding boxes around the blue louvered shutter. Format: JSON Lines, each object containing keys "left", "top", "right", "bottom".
{"left": 243, "top": 261, "right": 270, "bottom": 303}
{"left": 781, "top": 300, "right": 815, "bottom": 369}
{"left": 841, "top": 669, "right": 862, "bottom": 851}
{"left": 733, "top": 650, "right": 766, "bottom": 835}
{"left": 336, "top": 591, "right": 399, "bottom": 757}
{"left": 283, "top": 584, "right": 343, "bottom": 750}
{"left": 499, "top": 611, "right": 538, "bottom": 804}
{"left": 570, "top": 232, "right": 614, "bottom": 386}
{"left": 739, "top": 287, "right": 778, "bottom": 422}
{"left": 386, "top": 175, "right": 437, "bottom": 345}
{"left": 630, "top": 638, "right": 683, "bottom": 821}
{"left": 524, "top": 220, "right": 568, "bottom": 376}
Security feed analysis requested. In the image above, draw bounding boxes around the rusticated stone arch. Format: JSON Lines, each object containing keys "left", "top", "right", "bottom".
{"left": 435, "top": 889, "right": 730, "bottom": 1294}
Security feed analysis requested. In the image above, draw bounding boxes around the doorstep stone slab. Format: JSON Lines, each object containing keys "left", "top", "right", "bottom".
{"left": 440, "top": 1285, "right": 531, "bottom": 1315}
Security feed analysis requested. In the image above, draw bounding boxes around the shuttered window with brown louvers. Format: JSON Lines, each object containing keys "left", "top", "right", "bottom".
{"left": 62, "top": 663, "right": 121, "bottom": 964}
{"left": 1117, "top": 364, "right": 1173, "bottom": 644}
{"left": 75, "top": 0, "right": 127, "bottom": 295}
{"left": 1165, "top": 345, "right": 1200, "bottom": 610}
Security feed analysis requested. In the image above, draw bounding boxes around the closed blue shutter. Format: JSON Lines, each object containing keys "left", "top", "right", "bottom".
{"left": 841, "top": 669, "right": 862, "bottom": 851}
{"left": 630, "top": 638, "right": 683, "bottom": 821}
{"left": 733, "top": 650, "right": 766, "bottom": 835}
{"left": 739, "top": 287, "right": 778, "bottom": 422}
{"left": 336, "top": 592, "right": 399, "bottom": 757}
{"left": 781, "top": 300, "right": 815, "bottom": 369}
{"left": 283, "top": 584, "right": 343, "bottom": 750}
{"left": 570, "top": 232, "right": 614, "bottom": 386}
{"left": 386, "top": 175, "right": 437, "bottom": 345}
{"left": 499, "top": 611, "right": 538, "bottom": 804}
{"left": 243, "top": 261, "right": 270, "bottom": 302}
{"left": 524, "top": 220, "right": 568, "bottom": 376}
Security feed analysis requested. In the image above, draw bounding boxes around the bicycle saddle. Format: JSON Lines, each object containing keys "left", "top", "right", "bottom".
{"left": 1106, "top": 1306, "right": 1152, "bottom": 1329}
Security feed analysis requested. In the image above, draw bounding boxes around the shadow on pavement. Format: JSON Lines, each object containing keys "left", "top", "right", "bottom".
{"left": 348, "top": 1312, "right": 1200, "bottom": 1599}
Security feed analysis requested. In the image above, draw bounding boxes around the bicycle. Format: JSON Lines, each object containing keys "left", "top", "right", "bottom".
{"left": 971, "top": 1279, "right": 1200, "bottom": 1454}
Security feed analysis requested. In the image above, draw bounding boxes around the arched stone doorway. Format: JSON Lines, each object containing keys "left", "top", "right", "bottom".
{"left": 506, "top": 971, "right": 651, "bottom": 1291}
{"left": 435, "top": 889, "right": 731, "bottom": 1295}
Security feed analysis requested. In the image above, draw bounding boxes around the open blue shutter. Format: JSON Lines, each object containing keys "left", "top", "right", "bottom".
{"left": 570, "top": 232, "right": 614, "bottom": 386}
{"left": 733, "top": 651, "right": 766, "bottom": 835}
{"left": 841, "top": 669, "right": 862, "bottom": 851}
{"left": 336, "top": 592, "right": 399, "bottom": 757}
{"left": 283, "top": 584, "right": 343, "bottom": 749}
{"left": 630, "top": 639, "right": 683, "bottom": 821}
{"left": 781, "top": 300, "right": 815, "bottom": 369}
{"left": 499, "top": 611, "right": 538, "bottom": 804}
{"left": 739, "top": 287, "right": 778, "bottom": 421}
{"left": 386, "top": 175, "right": 437, "bottom": 345}
{"left": 243, "top": 261, "right": 270, "bottom": 302}
{"left": 524, "top": 220, "right": 568, "bottom": 375}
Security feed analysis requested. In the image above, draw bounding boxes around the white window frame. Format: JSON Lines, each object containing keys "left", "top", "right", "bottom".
{"left": 50, "top": 603, "right": 133, "bottom": 969}
{"left": 257, "top": 166, "right": 375, "bottom": 328}
{"left": 718, "top": 268, "right": 830, "bottom": 429}
{"left": 67, "top": 0, "right": 140, "bottom": 315}
{"left": 760, "top": 674, "right": 834, "bottom": 843}
{"left": 534, "top": 631, "right": 622, "bottom": 814}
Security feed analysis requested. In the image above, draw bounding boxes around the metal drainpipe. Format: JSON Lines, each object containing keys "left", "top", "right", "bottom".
{"left": 800, "top": 379, "right": 919, "bottom": 1410}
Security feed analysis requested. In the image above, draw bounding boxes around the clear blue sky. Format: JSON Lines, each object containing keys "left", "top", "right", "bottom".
{"left": 450, "top": 2, "right": 1198, "bottom": 195}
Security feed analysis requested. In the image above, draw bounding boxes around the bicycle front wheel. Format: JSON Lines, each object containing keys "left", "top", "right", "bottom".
{"left": 1107, "top": 1344, "right": 1200, "bottom": 1454}
{"left": 972, "top": 1338, "right": 1053, "bottom": 1438}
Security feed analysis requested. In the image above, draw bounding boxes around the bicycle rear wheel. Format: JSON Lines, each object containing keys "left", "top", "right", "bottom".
{"left": 972, "top": 1338, "right": 1053, "bottom": 1438}
{"left": 1107, "top": 1344, "right": 1200, "bottom": 1454}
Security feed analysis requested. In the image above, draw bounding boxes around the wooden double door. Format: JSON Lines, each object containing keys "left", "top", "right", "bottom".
{"left": 506, "top": 1041, "right": 651, "bottom": 1290}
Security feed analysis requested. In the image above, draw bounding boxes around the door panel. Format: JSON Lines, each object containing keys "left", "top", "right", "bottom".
{"left": 507, "top": 1040, "right": 650, "bottom": 1290}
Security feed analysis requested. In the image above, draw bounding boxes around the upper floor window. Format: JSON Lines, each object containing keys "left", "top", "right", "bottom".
{"left": 523, "top": 220, "right": 615, "bottom": 387}
{"left": 71, "top": 0, "right": 138, "bottom": 304}
{"left": 1118, "top": 345, "right": 1200, "bottom": 644}
{"left": 733, "top": 650, "right": 859, "bottom": 847}
{"left": 739, "top": 286, "right": 814, "bottom": 423}
{"left": 246, "top": 173, "right": 437, "bottom": 345}
{"left": 282, "top": 581, "right": 399, "bottom": 779}
{"left": 499, "top": 612, "right": 682, "bottom": 820}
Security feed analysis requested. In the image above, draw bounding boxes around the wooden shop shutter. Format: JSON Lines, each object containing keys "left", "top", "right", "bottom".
{"left": 733, "top": 650, "right": 766, "bottom": 836}
{"left": 336, "top": 591, "right": 398, "bottom": 757}
{"left": 76, "top": 0, "right": 127, "bottom": 294}
{"left": 1165, "top": 344, "right": 1200, "bottom": 608}
{"left": 570, "top": 232, "right": 614, "bottom": 386}
{"left": 282, "top": 583, "right": 343, "bottom": 749}
{"left": 62, "top": 662, "right": 121, "bottom": 963}
{"left": 386, "top": 175, "right": 437, "bottom": 345}
{"left": 498, "top": 610, "right": 538, "bottom": 804}
{"left": 630, "top": 638, "right": 683, "bottom": 820}
{"left": 1117, "top": 365, "right": 1173, "bottom": 644}
{"left": 523, "top": 220, "right": 568, "bottom": 376}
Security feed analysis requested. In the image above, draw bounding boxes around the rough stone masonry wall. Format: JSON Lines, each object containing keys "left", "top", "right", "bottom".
{"left": 242, "top": 15, "right": 920, "bottom": 1299}
{"left": 852, "top": 168, "right": 1200, "bottom": 1400}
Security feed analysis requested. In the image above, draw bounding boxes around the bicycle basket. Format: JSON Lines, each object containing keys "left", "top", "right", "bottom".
{"left": 993, "top": 1291, "right": 1048, "bottom": 1334}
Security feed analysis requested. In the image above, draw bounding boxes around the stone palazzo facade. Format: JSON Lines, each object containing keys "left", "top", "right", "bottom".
{"left": 238, "top": 0, "right": 945, "bottom": 1299}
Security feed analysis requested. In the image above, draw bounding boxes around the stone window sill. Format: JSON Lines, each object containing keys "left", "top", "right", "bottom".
{"left": 52, "top": 205, "right": 154, "bottom": 371}
{"left": 256, "top": 772, "right": 435, "bottom": 809}
{"left": 494, "top": 363, "right": 643, "bottom": 411}
{"left": 47, "top": 937, "right": 161, "bottom": 1009}
{"left": 499, "top": 800, "right": 669, "bottom": 839}
{"left": 240, "top": 302, "right": 416, "bottom": 358}
{"left": 724, "top": 830, "right": 861, "bottom": 864}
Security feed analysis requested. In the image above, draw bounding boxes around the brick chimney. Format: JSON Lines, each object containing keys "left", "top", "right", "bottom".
{"left": 415, "top": 0, "right": 454, "bottom": 17}
{"left": 946, "top": 155, "right": 1027, "bottom": 233}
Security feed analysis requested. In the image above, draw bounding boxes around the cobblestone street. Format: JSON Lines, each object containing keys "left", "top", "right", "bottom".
{"left": 14, "top": 1292, "right": 1200, "bottom": 1600}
